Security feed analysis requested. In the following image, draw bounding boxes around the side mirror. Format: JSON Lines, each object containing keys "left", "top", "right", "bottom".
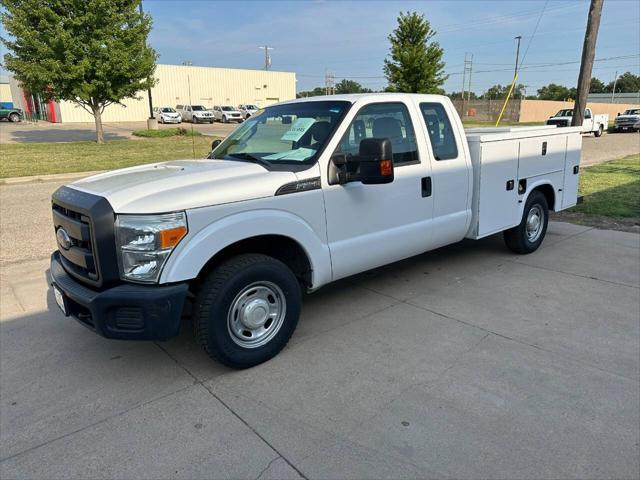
{"left": 358, "top": 138, "right": 394, "bottom": 184}
{"left": 617, "top": 112, "right": 620, "bottom": 117}
{"left": 211, "top": 139, "right": 222, "bottom": 151}
{"left": 330, "top": 138, "right": 394, "bottom": 185}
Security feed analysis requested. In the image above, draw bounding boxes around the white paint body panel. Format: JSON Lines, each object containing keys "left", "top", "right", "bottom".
{"left": 65, "top": 94, "right": 582, "bottom": 290}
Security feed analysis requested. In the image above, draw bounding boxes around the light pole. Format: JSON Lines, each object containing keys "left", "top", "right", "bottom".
{"left": 510, "top": 35, "right": 522, "bottom": 101}
{"left": 139, "top": 1, "right": 154, "bottom": 120}
{"left": 514, "top": 36, "right": 522, "bottom": 78}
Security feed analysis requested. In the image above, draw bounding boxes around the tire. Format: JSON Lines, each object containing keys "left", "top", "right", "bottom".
{"left": 9, "top": 112, "right": 20, "bottom": 123}
{"left": 594, "top": 124, "right": 603, "bottom": 137}
{"left": 194, "top": 254, "right": 301, "bottom": 369}
{"left": 223, "top": 115, "right": 228, "bottom": 123}
{"left": 503, "top": 191, "right": 549, "bottom": 254}
{"left": 192, "top": 117, "right": 198, "bottom": 124}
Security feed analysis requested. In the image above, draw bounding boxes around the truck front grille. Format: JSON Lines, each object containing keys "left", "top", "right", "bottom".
{"left": 52, "top": 202, "right": 99, "bottom": 282}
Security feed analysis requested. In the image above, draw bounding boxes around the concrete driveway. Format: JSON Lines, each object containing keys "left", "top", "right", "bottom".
{"left": 1, "top": 180, "right": 638, "bottom": 478}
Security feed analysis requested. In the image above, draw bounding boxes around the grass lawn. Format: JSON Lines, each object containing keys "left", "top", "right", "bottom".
{"left": 570, "top": 154, "right": 640, "bottom": 218}
{"left": 1, "top": 136, "right": 219, "bottom": 178}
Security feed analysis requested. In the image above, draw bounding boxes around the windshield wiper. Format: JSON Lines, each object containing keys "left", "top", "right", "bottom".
{"left": 227, "top": 153, "right": 272, "bottom": 169}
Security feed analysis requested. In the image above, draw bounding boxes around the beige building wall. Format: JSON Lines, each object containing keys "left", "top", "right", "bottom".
{"left": 519, "top": 99, "right": 638, "bottom": 123}
{"left": 0, "top": 83, "right": 12, "bottom": 103}
{"left": 58, "top": 64, "right": 296, "bottom": 123}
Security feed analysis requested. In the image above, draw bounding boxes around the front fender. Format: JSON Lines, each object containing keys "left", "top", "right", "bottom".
{"left": 159, "top": 208, "right": 332, "bottom": 288}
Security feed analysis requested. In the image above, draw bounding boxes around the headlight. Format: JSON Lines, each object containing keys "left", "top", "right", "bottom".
{"left": 115, "top": 212, "right": 187, "bottom": 283}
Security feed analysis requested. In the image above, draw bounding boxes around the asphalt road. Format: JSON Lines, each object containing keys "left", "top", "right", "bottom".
{"left": 1, "top": 221, "right": 638, "bottom": 479}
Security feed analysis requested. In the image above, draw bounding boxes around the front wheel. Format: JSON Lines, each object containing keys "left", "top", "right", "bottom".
{"left": 194, "top": 254, "right": 301, "bottom": 369}
{"left": 594, "top": 124, "right": 603, "bottom": 137}
{"left": 503, "top": 191, "right": 549, "bottom": 254}
{"left": 9, "top": 112, "right": 20, "bottom": 123}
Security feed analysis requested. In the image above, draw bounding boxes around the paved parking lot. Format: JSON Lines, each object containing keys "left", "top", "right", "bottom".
{"left": 0, "top": 120, "right": 236, "bottom": 143}
{"left": 1, "top": 176, "right": 638, "bottom": 478}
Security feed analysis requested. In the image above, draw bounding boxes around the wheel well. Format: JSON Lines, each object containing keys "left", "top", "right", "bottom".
{"left": 532, "top": 184, "right": 555, "bottom": 211}
{"left": 196, "top": 235, "right": 313, "bottom": 289}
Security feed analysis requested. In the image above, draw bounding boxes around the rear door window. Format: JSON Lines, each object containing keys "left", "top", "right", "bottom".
{"left": 419, "top": 103, "right": 458, "bottom": 161}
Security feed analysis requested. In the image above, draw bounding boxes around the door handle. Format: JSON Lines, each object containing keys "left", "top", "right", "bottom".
{"left": 421, "top": 177, "right": 432, "bottom": 197}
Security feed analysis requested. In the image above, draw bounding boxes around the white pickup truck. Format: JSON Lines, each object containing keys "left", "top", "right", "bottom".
{"left": 546, "top": 107, "right": 608, "bottom": 137}
{"left": 50, "top": 94, "right": 582, "bottom": 368}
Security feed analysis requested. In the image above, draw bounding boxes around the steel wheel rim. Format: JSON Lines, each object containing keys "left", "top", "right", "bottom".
{"left": 526, "top": 205, "right": 544, "bottom": 242}
{"left": 227, "top": 281, "right": 286, "bottom": 349}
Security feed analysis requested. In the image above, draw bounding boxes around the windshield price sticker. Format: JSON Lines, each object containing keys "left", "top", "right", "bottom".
{"left": 281, "top": 118, "right": 316, "bottom": 142}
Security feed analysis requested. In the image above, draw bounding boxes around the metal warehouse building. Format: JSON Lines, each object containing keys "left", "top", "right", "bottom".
{"left": 8, "top": 64, "right": 296, "bottom": 123}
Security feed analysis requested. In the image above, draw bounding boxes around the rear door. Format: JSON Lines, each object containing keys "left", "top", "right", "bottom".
{"left": 417, "top": 101, "right": 472, "bottom": 248}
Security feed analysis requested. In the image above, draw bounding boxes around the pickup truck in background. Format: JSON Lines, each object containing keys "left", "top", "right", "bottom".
{"left": 49, "top": 94, "right": 582, "bottom": 368}
{"left": 613, "top": 108, "right": 640, "bottom": 132}
{"left": 546, "top": 108, "right": 608, "bottom": 137}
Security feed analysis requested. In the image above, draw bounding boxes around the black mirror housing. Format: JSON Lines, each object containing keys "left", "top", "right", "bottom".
{"left": 358, "top": 138, "right": 394, "bottom": 185}
{"left": 211, "top": 139, "right": 222, "bottom": 151}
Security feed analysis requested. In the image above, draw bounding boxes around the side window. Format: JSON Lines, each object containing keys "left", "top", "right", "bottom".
{"left": 337, "top": 102, "right": 418, "bottom": 166}
{"left": 419, "top": 103, "right": 458, "bottom": 161}
{"left": 585, "top": 109, "right": 592, "bottom": 119}
{"left": 186, "top": 106, "right": 191, "bottom": 111}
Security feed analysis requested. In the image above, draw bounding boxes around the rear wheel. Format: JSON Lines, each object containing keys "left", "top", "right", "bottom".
{"left": 194, "top": 254, "right": 301, "bottom": 369}
{"left": 503, "top": 191, "right": 549, "bottom": 254}
{"left": 594, "top": 124, "right": 603, "bottom": 137}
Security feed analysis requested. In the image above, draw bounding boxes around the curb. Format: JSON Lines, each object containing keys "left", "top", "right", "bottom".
{"left": 0, "top": 170, "right": 104, "bottom": 185}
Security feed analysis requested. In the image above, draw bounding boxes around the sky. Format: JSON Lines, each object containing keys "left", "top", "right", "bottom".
{"left": 2, "top": 0, "right": 639, "bottom": 95}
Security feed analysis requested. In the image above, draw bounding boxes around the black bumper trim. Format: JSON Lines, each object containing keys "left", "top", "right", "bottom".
{"left": 50, "top": 252, "right": 188, "bottom": 340}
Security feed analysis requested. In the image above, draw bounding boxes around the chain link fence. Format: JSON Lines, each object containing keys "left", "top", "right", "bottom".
{"left": 451, "top": 99, "right": 522, "bottom": 123}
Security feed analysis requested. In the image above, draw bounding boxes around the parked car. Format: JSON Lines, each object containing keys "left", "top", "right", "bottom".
{"left": 238, "top": 104, "right": 259, "bottom": 119}
{"left": 153, "top": 107, "right": 182, "bottom": 124}
{"left": 212, "top": 105, "right": 244, "bottom": 123}
{"left": 546, "top": 108, "right": 608, "bottom": 137}
{"left": 49, "top": 93, "right": 582, "bottom": 369}
{"left": 0, "top": 106, "right": 23, "bottom": 122}
{"left": 176, "top": 104, "right": 214, "bottom": 124}
{"left": 613, "top": 108, "right": 640, "bottom": 132}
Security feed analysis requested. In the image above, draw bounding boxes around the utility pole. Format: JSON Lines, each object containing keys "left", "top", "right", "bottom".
{"left": 610, "top": 70, "right": 618, "bottom": 102}
{"left": 466, "top": 54, "right": 473, "bottom": 107}
{"left": 259, "top": 46, "right": 273, "bottom": 71}
{"left": 139, "top": 1, "right": 153, "bottom": 119}
{"left": 324, "top": 70, "right": 335, "bottom": 95}
{"left": 572, "top": 0, "right": 603, "bottom": 127}
{"left": 461, "top": 53, "right": 472, "bottom": 117}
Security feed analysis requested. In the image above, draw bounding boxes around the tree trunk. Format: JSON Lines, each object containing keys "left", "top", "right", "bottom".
{"left": 91, "top": 103, "right": 105, "bottom": 144}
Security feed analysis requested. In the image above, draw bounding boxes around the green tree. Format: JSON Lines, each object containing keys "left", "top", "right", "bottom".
{"left": 384, "top": 11, "right": 447, "bottom": 93}
{"left": 589, "top": 77, "right": 606, "bottom": 93}
{"left": 1, "top": 0, "right": 157, "bottom": 143}
{"left": 606, "top": 72, "right": 640, "bottom": 94}
{"left": 537, "top": 83, "right": 572, "bottom": 101}
{"left": 296, "top": 86, "right": 326, "bottom": 98}
{"left": 481, "top": 84, "right": 525, "bottom": 99}
{"left": 335, "top": 79, "right": 372, "bottom": 94}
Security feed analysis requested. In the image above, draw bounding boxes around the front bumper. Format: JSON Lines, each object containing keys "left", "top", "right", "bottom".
{"left": 50, "top": 251, "right": 188, "bottom": 340}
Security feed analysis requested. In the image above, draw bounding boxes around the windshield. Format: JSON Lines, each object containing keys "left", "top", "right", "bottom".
{"left": 222, "top": 106, "right": 236, "bottom": 111}
{"left": 623, "top": 109, "right": 640, "bottom": 115}
{"left": 210, "top": 100, "right": 350, "bottom": 167}
{"left": 192, "top": 105, "right": 206, "bottom": 111}
{"left": 161, "top": 107, "right": 176, "bottom": 113}
{"left": 556, "top": 109, "right": 574, "bottom": 117}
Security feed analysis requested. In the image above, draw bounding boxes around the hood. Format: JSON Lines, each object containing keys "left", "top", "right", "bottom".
{"left": 70, "top": 159, "right": 296, "bottom": 213}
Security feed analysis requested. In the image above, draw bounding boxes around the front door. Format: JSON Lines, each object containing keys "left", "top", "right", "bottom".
{"left": 323, "top": 101, "right": 434, "bottom": 281}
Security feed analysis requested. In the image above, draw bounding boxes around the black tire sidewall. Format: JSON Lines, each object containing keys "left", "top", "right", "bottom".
{"left": 10, "top": 113, "right": 19, "bottom": 122}
{"left": 521, "top": 192, "right": 549, "bottom": 251}
{"left": 201, "top": 259, "right": 301, "bottom": 368}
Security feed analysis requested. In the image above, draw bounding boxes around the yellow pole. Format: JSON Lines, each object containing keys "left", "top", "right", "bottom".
{"left": 495, "top": 72, "right": 519, "bottom": 126}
